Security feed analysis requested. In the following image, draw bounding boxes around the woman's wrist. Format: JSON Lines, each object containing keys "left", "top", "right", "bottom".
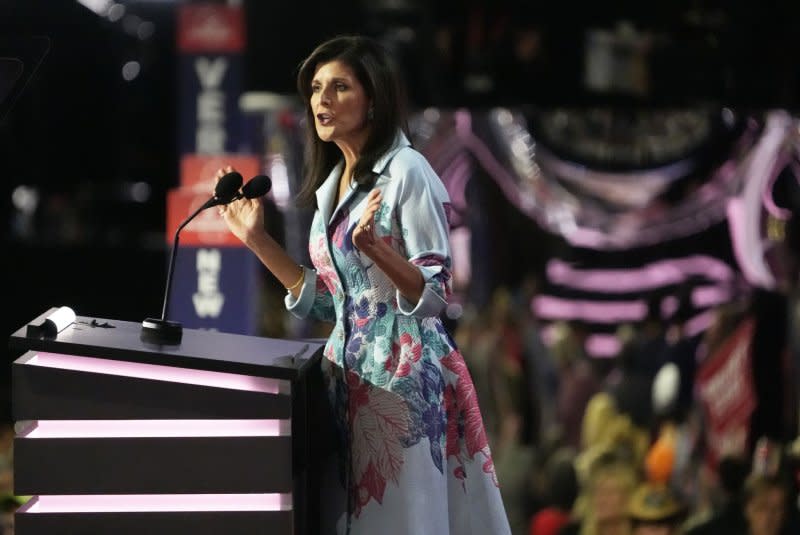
{"left": 243, "top": 228, "right": 272, "bottom": 251}
{"left": 359, "top": 235, "right": 390, "bottom": 259}
{"left": 362, "top": 239, "right": 425, "bottom": 303}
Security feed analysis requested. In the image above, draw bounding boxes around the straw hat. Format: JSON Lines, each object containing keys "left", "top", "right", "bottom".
{"left": 627, "top": 483, "right": 685, "bottom": 523}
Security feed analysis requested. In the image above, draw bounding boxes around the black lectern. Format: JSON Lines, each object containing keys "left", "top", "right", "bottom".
{"left": 9, "top": 309, "right": 326, "bottom": 535}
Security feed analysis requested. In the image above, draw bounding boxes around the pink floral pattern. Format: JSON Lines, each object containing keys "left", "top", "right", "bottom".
{"left": 442, "top": 350, "right": 499, "bottom": 487}
{"left": 392, "top": 333, "right": 422, "bottom": 377}
{"left": 347, "top": 371, "right": 410, "bottom": 516}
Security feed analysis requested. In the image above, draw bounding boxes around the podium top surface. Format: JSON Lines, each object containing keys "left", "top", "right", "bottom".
{"left": 9, "top": 309, "right": 324, "bottom": 381}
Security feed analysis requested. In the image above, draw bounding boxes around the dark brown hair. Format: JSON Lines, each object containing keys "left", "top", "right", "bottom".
{"left": 295, "top": 35, "right": 409, "bottom": 207}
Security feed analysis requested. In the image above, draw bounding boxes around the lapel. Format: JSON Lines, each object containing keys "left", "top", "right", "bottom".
{"left": 313, "top": 131, "right": 412, "bottom": 227}
{"left": 315, "top": 161, "right": 343, "bottom": 226}
{"left": 371, "top": 131, "right": 411, "bottom": 176}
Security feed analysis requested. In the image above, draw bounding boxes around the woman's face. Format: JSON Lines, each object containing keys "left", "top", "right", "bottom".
{"left": 310, "top": 60, "right": 371, "bottom": 151}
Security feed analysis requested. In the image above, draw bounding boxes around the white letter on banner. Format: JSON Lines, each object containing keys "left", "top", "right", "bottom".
{"left": 196, "top": 124, "right": 226, "bottom": 154}
{"left": 197, "top": 90, "right": 225, "bottom": 121}
{"left": 194, "top": 57, "right": 228, "bottom": 154}
{"left": 195, "top": 57, "right": 228, "bottom": 89}
{"left": 193, "top": 249, "right": 224, "bottom": 318}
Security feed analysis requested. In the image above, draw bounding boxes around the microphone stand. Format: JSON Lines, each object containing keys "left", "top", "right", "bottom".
{"left": 141, "top": 171, "right": 251, "bottom": 344}
{"left": 141, "top": 199, "right": 220, "bottom": 344}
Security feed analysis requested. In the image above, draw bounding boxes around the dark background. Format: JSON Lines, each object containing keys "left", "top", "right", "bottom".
{"left": 1, "top": 0, "right": 800, "bottom": 419}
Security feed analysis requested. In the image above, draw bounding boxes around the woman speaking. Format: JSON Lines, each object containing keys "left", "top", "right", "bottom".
{"left": 217, "top": 35, "right": 510, "bottom": 535}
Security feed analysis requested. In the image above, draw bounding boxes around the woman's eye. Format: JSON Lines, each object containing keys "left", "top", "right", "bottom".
{"left": 336, "top": 83, "right": 347, "bottom": 91}
{"left": 311, "top": 84, "right": 320, "bottom": 93}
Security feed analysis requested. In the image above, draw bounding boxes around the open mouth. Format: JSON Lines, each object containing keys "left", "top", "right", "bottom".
{"left": 317, "top": 113, "right": 333, "bottom": 126}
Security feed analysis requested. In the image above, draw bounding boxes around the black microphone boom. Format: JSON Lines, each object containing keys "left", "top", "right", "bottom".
{"left": 141, "top": 171, "right": 243, "bottom": 344}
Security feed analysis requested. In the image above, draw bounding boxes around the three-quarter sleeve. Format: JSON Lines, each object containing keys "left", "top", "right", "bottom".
{"left": 284, "top": 266, "right": 337, "bottom": 323}
{"left": 394, "top": 158, "right": 453, "bottom": 319}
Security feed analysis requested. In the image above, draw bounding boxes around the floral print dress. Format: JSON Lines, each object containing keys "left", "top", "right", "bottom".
{"left": 286, "top": 133, "right": 511, "bottom": 535}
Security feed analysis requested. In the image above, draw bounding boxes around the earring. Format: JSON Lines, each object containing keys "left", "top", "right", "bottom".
{"left": 367, "top": 107, "right": 374, "bottom": 121}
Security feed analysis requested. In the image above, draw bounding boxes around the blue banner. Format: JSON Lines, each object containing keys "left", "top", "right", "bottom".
{"left": 168, "top": 246, "right": 263, "bottom": 335}
{"left": 178, "top": 53, "right": 244, "bottom": 155}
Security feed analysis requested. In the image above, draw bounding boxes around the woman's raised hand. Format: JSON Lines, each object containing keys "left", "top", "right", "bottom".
{"left": 215, "top": 165, "right": 264, "bottom": 246}
{"left": 352, "top": 189, "right": 382, "bottom": 253}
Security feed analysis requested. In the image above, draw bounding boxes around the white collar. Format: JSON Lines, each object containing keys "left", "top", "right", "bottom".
{"left": 314, "top": 131, "right": 411, "bottom": 224}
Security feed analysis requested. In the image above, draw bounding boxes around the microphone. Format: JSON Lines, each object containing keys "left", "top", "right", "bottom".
{"left": 234, "top": 174, "right": 272, "bottom": 200}
{"left": 200, "top": 171, "right": 243, "bottom": 209}
{"left": 141, "top": 171, "right": 243, "bottom": 344}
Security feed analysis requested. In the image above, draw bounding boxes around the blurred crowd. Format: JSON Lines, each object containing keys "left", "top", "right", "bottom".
{"left": 454, "top": 277, "right": 800, "bottom": 535}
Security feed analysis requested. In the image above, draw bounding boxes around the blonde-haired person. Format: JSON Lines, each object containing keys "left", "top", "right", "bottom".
{"left": 576, "top": 392, "right": 650, "bottom": 486}
{"left": 559, "top": 452, "right": 640, "bottom": 535}
{"left": 627, "top": 482, "right": 687, "bottom": 535}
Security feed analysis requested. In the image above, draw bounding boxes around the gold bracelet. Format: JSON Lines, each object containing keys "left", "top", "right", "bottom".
{"left": 285, "top": 266, "right": 305, "bottom": 291}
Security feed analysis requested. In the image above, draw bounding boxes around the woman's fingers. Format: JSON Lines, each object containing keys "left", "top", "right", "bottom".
{"left": 354, "top": 190, "right": 383, "bottom": 233}
{"left": 214, "top": 165, "right": 236, "bottom": 181}
{"left": 351, "top": 189, "right": 385, "bottom": 252}
{"left": 213, "top": 165, "right": 239, "bottom": 196}
{"left": 359, "top": 211, "right": 376, "bottom": 231}
{"left": 363, "top": 190, "right": 382, "bottom": 217}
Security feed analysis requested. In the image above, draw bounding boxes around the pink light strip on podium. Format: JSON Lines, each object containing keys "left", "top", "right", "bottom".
{"left": 26, "top": 352, "right": 287, "bottom": 394}
{"left": 20, "top": 419, "right": 288, "bottom": 438}
{"left": 22, "top": 493, "right": 291, "bottom": 512}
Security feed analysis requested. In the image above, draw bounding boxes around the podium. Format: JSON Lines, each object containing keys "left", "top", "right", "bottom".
{"left": 8, "top": 309, "right": 326, "bottom": 535}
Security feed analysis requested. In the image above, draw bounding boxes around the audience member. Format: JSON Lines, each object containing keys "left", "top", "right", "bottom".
{"left": 627, "top": 482, "right": 687, "bottom": 535}
{"left": 559, "top": 452, "right": 639, "bottom": 535}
